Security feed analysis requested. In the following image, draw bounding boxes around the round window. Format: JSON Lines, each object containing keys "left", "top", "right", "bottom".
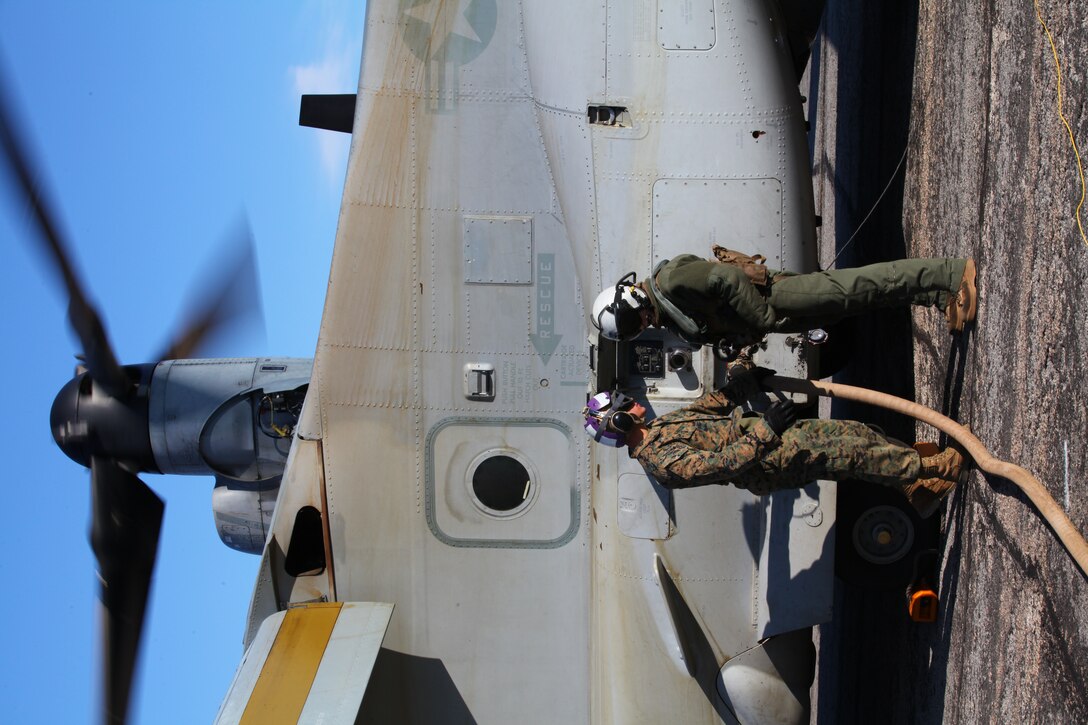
{"left": 468, "top": 451, "right": 536, "bottom": 517}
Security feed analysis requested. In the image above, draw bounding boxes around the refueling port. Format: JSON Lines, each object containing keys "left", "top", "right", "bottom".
{"left": 666, "top": 347, "right": 693, "bottom": 372}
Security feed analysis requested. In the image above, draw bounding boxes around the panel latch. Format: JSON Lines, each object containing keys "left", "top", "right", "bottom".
{"left": 463, "top": 363, "right": 496, "bottom": 401}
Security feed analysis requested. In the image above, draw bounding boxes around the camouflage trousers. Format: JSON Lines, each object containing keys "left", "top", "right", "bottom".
{"left": 737, "top": 419, "right": 921, "bottom": 495}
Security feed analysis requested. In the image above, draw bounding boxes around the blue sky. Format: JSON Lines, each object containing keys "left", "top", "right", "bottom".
{"left": 0, "top": 2, "right": 366, "bottom": 722}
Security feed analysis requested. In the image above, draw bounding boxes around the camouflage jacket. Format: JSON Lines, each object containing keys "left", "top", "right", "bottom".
{"left": 645, "top": 254, "right": 778, "bottom": 339}
{"left": 628, "top": 387, "right": 780, "bottom": 490}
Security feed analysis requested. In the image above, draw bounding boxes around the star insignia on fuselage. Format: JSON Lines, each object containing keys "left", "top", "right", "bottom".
{"left": 401, "top": 0, "right": 496, "bottom": 64}
{"left": 405, "top": 0, "right": 481, "bottom": 44}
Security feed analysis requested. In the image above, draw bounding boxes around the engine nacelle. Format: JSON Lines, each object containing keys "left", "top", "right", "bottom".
{"left": 212, "top": 477, "right": 281, "bottom": 554}
{"left": 51, "top": 357, "right": 312, "bottom": 556}
{"left": 148, "top": 358, "right": 311, "bottom": 480}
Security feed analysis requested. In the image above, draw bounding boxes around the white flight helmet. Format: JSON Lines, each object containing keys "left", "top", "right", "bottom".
{"left": 591, "top": 272, "right": 652, "bottom": 341}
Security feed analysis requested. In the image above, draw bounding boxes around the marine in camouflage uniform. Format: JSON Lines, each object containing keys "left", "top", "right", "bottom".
{"left": 628, "top": 387, "right": 922, "bottom": 496}
{"left": 644, "top": 254, "right": 972, "bottom": 342}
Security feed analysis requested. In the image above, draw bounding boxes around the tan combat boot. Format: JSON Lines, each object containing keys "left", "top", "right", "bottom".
{"left": 902, "top": 446, "right": 966, "bottom": 519}
{"left": 920, "top": 446, "right": 965, "bottom": 482}
{"left": 946, "top": 258, "right": 978, "bottom": 333}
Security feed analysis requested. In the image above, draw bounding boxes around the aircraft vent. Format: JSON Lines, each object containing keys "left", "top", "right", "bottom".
{"left": 284, "top": 506, "right": 326, "bottom": 577}
{"left": 587, "top": 105, "right": 630, "bottom": 127}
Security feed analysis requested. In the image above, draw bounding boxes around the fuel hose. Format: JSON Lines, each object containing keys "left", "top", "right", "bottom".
{"left": 765, "top": 375, "right": 1088, "bottom": 578}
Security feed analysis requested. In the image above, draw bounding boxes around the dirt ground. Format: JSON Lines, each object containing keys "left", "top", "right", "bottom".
{"left": 808, "top": 1, "right": 1088, "bottom": 722}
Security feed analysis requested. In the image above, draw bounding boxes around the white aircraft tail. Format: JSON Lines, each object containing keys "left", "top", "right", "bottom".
{"left": 215, "top": 602, "right": 393, "bottom": 725}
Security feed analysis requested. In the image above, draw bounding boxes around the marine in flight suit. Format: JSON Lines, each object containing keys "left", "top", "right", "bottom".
{"left": 648, "top": 254, "right": 976, "bottom": 342}
{"left": 591, "top": 252, "right": 978, "bottom": 344}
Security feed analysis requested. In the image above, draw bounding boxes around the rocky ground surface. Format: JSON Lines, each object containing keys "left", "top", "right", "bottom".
{"left": 808, "top": 1, "right": 1088, "bottom": 723}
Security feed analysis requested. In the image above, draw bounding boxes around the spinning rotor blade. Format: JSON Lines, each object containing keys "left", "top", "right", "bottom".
{"left": 0, "top": 70, "right": 130, "bottom": 397}
{"left": 90, "top": 457, "right": 164, "bottom": 725}
{"left": 155, "top": 217, "right": 265, "bottom": 361}
{"left": 5, "top": 60, "right": 259, "bottom": 725}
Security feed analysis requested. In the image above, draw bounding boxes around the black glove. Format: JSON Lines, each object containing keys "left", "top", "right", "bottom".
{"left": 762, "top": 399, "right": 797, "bottom": 436}
{"left": 723, "top": 365, "right": 777, "bottom": 401}
{"left": 750, "top": 366, "right": 777, "bottom": 389}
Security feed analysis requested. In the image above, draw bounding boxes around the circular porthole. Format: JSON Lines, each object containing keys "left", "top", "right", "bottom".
{"left": 466, "top": 449, "right": 537, "bottom": 518}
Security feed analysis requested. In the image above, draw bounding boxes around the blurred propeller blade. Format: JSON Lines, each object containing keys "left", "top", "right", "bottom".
{"left": 90, "top": 457, "right": 164, "bottom": 725}
{"left": 155, "top": 215, "right": 265, "bottom": 361}
{"left": 0, "top": 67, "right": 130, "bottom": 397}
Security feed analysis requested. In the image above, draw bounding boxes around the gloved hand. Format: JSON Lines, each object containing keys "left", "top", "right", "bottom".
{"left": 762, "top": 399, "right": 797, "bottom": 436}
{"left": 723, "top": 364, "right": 777, "bottom": 401}
{"left": 750, "top": 366, "right": 777, "bottom": 389}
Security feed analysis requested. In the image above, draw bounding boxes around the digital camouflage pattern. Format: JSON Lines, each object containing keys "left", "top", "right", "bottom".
{"left": 629, "top": 388, "right": 922, "bottom": 495}
{"left": 645, "top": 254, "right": 967, "bottom": 342}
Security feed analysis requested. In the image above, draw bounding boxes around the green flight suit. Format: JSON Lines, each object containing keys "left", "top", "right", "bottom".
{"left": 647, "top": 254, "right": 967, "bottom": 340}
{"left": 628, "top": 388, "right": 921, "bottom": 495}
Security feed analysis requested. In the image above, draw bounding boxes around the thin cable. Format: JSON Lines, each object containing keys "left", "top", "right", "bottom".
{"left": 1034, "top": 0, "right": 1088, "bottom": 246}
{"left": 829, "top": 143, "right": 909, "bottom": 268}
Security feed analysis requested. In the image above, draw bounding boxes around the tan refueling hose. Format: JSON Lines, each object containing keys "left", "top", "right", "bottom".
{"left": 765, "top": 375, "right": 1088, "bottom": 578}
